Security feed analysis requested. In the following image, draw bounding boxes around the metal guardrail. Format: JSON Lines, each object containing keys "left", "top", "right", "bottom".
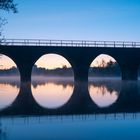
{"left": 0, "top": 39, "right": 140, "bottom": 48}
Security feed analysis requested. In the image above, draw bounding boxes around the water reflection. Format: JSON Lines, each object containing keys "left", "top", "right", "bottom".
{"left": 88, "top": 79, "right": 121, "bottom": 108}
{"left": 1, "top": 114, "right": 140, "bottom": 140}
{"left": 0, "top": 82, "right": 19, "bottom": 110}
{"left": 31, "top": 81, "right": 74, "bottom": 109}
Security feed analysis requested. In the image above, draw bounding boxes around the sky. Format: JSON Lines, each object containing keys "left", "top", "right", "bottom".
{"left": 1, "top": 0, "right": 140, "bottom": 69}
{"left": 0, "top": 55, "right": 16, "bottom": 69}
{"left": 2, "top": 0, "right": 140, "bottom": 41}
{"left": 36, "top": 54, "right": 71, "bottom": 70}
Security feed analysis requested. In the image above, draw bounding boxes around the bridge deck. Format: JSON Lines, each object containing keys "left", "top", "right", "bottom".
{"left": 0, "top": 39, "right": 140, "bottom": 48}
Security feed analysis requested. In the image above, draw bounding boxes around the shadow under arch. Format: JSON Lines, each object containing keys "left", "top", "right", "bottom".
{"left": 31, "top": 53, "right": 75, "bottom": 109}
{"left": 138, "top": 65, "right": 140, "bottom": 81}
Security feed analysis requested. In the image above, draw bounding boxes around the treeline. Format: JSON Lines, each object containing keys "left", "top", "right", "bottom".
{"left": 0, "top": 66, "right": 19, "bottom": 76}
{"left": 89, "top": 60, "right": 121, "bottom": 77}
{"left": 39, "top": 61, "right": 121, "bottom": 77}
{"left": 32, "top": 65, "right": 73, "bottom": 76}
{"left": 1, "top": 61, "right": 138, "bottom": 77}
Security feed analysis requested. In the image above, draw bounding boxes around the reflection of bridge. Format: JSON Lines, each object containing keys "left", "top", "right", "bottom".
{"left": 1, "top": 80, "right": 140, "bottom": 116}
{"left": 1, "top": 39, "right": 140, "bottom": 83}
{"left": 0, "top": 113, "right": 139, "bottom": 124}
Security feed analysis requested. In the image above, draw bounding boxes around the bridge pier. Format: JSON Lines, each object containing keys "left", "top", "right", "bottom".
{"left": 73, "top": 65, "right": 89, "bottom": 83}
{"left": 12, "top": 62, "right": 40, "bottom": 114}
{"left": 18, "top": 63, "right": 33, "bottom": 83}
{"left": 121, "top": 65, "right": 139, "bottom": 81}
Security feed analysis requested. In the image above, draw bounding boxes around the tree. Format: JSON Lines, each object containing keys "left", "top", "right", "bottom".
{"left": 100, "top": 59, "right": 106, "bottom": 67}
{"left": 0, "top": 0, "right": 17, "bottom": 13}
{"left": 0, "top": 0, "right": 17, "bottom": 38}
{"left": 62, "top": 64, "right": 67, "bottom": 69}
{"left": 0, "top": 17, "right": 7, "bottom": 38}
{"left": 106, "top": 60, "right": 115, "bottom": 68}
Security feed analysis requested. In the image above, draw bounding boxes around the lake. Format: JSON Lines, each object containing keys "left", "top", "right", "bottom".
{"left": 0, "top": 76, "right": 140, "bottom": 139}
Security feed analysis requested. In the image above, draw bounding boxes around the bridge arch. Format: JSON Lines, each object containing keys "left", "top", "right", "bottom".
{"left": 31, "top": 53, "right": 75, "bottom": 109}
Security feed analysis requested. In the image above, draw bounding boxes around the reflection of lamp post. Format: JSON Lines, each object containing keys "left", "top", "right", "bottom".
{"left": 0, "top": 118, "right": 8, "bottom": 140}
{"left": 0, "top": 118, "right": 3, "bottom": 140}
{"left": 0, "top": 118, "right": 2, "bottom": 134}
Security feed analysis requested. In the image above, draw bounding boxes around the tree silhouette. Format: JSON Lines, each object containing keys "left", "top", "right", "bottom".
{"left": 0, "top": 0, "right": 17, "bottom": 12}
{"left": 106, "top": 60, "right": 115, "bottom": 68}
{"left": 62, "top": 64, "right": 67, "bottom": 69}
{"left": 99, "top": 59, "right": 106, "bottom": 67}
{"left": 0, "top": 0, "right": 17, "bottom": 38}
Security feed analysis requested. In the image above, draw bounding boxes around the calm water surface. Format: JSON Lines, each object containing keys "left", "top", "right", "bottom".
{"left": 0, "top": 114, "right": 140, "bottom": 140}
{"left": 0, "top": 77, "right": 140, "bottom": 139}
{"left": 0, "top": 77, "right": 20, "bottom": 110}
{"left": 0, "top": 83, "right": 19, "bottom": 110}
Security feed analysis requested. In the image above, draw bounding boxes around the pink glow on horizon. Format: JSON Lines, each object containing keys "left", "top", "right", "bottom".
{"left": 0, "top": 54, "right": 116, "bottom": 70}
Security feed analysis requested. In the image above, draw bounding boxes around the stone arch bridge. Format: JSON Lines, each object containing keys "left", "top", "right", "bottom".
{"left": 1, "top": 39, "right": 140, "bottom": 83}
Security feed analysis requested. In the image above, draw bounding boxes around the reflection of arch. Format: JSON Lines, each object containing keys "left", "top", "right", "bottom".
{"left": 89, "top": 54, "right": 122, "bottom": 79}
{"left": 88, "top": 80, "right": 121, "bottom": 108}
{"left": 31, "top": 81, "right": 74, "bottom": 109}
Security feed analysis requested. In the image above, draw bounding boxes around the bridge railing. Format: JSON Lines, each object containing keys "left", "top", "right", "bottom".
{"left": 0, "top": 39, "right": 140, "bottom": 48}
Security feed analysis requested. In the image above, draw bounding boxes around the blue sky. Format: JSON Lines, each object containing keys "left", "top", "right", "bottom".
{"left": 2, "top": 0, "right": 140, "bottom": 41}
